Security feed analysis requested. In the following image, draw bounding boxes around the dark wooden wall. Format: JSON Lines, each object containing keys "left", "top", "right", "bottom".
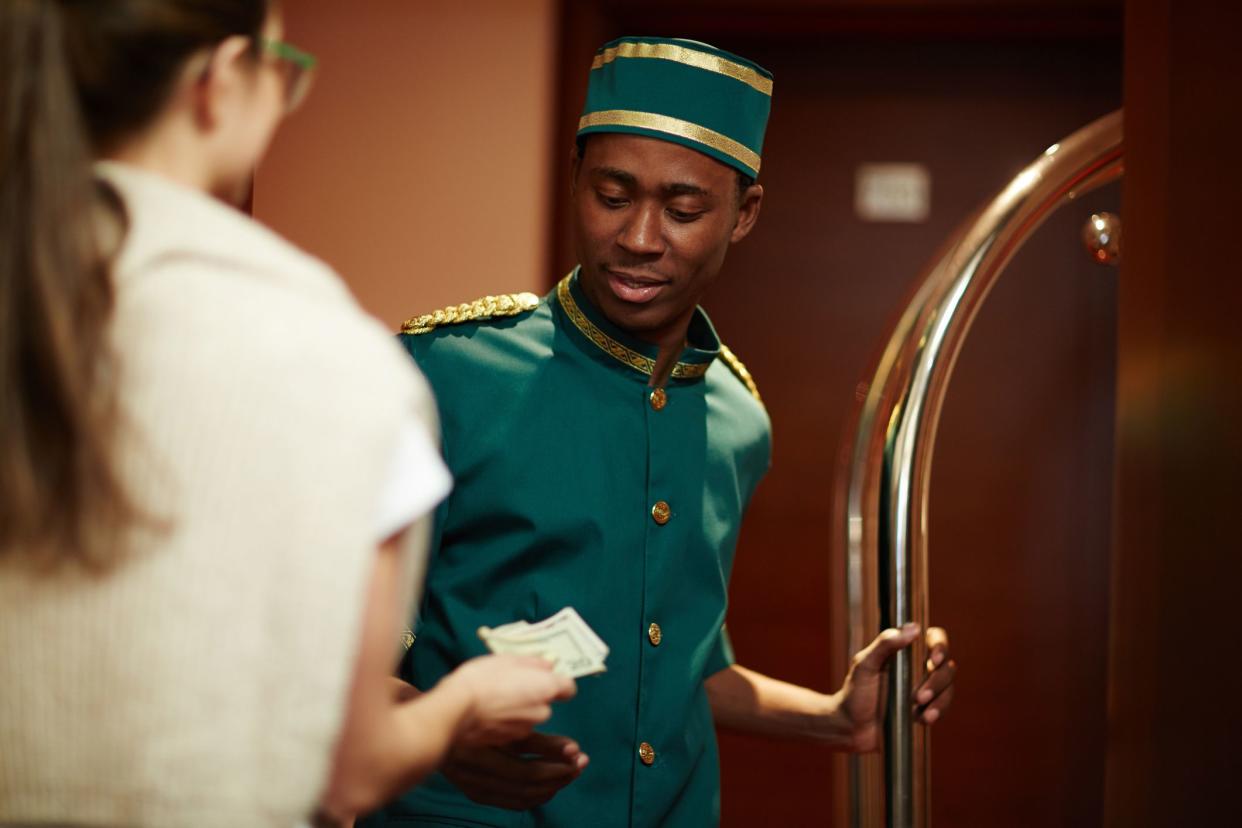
{"left": 1104, "top": 2, "right": 1242, "bottom": 826}
{"left": 549, "top": 3, "right": 1123, "bottom": 824}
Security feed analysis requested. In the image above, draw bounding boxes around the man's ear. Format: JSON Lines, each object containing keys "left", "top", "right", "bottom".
{"left": 192, "top": 35, "right": 254, "bottom": 131}
{"left": 730, "top": 183, "right": 764, "bottom": 243}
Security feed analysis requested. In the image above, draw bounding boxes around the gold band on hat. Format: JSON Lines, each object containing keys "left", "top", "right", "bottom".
{"left": 591, "top": 41, "right": 773, "bottom": 96}
{"left": 577, "top": 109, "right": 762, "bottom": 175}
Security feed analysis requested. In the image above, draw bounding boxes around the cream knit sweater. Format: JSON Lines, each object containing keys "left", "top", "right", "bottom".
{"left": 0, "top": 164, "right": 437, "bottom": 826}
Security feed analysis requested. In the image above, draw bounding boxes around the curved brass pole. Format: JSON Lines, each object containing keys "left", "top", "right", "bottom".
{"left": 839, "top": 110, "right": 1123, "bottom": 828}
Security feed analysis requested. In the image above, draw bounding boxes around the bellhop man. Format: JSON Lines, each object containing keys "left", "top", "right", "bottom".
{"left": 363, "top": 36, "right": 957, "bottom": 826}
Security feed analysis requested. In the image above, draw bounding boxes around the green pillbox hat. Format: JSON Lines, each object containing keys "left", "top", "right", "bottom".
{"left": 577, "top": 36, "right": 773, "bottom": 179}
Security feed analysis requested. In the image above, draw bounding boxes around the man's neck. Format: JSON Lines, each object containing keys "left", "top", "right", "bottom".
{"left": 579, "top": 278, "right": 697, "bottom": 388}
{"left": 640, "top": 312, "right": 695, "bottom": 389}
{"left": 648, "top": 343, "right": 683, "bottom": 388}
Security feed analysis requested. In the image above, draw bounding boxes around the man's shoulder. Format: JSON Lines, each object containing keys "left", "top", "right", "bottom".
{"left": 709, "top": 344, "right": 767, "bottom": 422}
{"left": 396, "top": 289, "right": 555, "bottom": 389}
{"left": 706, "top": 341, "right": 772, "bottom": 466}
{"left": 398, "top": 291, "right": 543, "bottom": 337}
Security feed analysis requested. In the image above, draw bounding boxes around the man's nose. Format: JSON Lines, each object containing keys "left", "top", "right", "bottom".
{"left": 616, "top": 203, "right": 665, "bottom": 257}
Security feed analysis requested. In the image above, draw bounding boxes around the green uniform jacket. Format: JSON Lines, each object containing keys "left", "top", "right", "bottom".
{"left": 364, "top": 270, "right": 770, "bottom": 827}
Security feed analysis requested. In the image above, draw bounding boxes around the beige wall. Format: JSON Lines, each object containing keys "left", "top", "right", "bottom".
{"left": 254, "top": 0, "right": 557, "bottom": 330}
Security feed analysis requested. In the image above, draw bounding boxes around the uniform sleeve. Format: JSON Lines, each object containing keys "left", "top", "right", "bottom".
{"left": 704, "top": 408, "right": 770, "bottom": 680}
{"left": 704, "top": 623, "right": 736, "bottom": 677}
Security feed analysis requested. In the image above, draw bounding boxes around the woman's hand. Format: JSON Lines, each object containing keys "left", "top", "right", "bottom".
{"left": 441, "top": 654, "right": 577, "bottom": 746}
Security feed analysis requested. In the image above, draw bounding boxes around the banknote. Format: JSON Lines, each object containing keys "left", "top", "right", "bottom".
{"left": 478, "top": 607, "right": 609, "bottom": 678}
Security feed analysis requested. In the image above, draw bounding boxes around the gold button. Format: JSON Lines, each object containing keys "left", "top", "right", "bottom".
{"left": 649, "top": 388, "right": 667, "bottom": 411}
{"left": 648, "top": 622, "right": 662, "bottom": 646}
{"left": 651, "top": 500, "right": 671, "bottom": 525}
{"left": 638, "top": 741, "right": 655, "bottom": 765}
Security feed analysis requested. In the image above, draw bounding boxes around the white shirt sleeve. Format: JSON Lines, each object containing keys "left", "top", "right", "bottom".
{"left": 373, "top": 416, "right": 452, "bottom": 542}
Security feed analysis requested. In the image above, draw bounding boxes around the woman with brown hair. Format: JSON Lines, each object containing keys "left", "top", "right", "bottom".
{"left": 0, "top": 2, "right": 573, "bottom": 826}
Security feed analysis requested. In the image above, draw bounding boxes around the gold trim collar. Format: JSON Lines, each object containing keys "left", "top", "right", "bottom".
{"left": 555, "top": 275, "right": 712, "bottom": 380}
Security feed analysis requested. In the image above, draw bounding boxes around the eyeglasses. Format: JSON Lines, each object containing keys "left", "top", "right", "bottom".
{"left": 261, "top": 38, "right": 317, "bottom": 113}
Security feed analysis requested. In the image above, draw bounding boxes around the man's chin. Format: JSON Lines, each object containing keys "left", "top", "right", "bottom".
{"left": 598, "top": 299, "right": 677, "bottom": 342}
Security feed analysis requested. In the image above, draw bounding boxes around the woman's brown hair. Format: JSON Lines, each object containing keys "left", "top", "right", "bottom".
{"left": 0, "top": 0, "right": 268, "bottom": 568}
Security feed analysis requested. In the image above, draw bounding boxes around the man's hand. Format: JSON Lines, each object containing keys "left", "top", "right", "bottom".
{"left": 442, "top": 732, "right": 589, "bottom": 811}
{"left": 837, "top": 624, "right": 957, "bottom": 751}
{"left": 916, "top": 626, "right": 955, "bottom": 724}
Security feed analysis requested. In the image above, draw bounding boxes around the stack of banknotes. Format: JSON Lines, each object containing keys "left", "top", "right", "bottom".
{"left": 477, "top": 607, "right": 609, "bottom": 678}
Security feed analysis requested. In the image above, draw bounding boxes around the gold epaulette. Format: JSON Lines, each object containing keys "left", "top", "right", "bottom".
{"left": 400, "top": 292, "right": 541, "bottom": 335}
{"left": 719, "top": 344, "right": 762, "bottom": 404}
